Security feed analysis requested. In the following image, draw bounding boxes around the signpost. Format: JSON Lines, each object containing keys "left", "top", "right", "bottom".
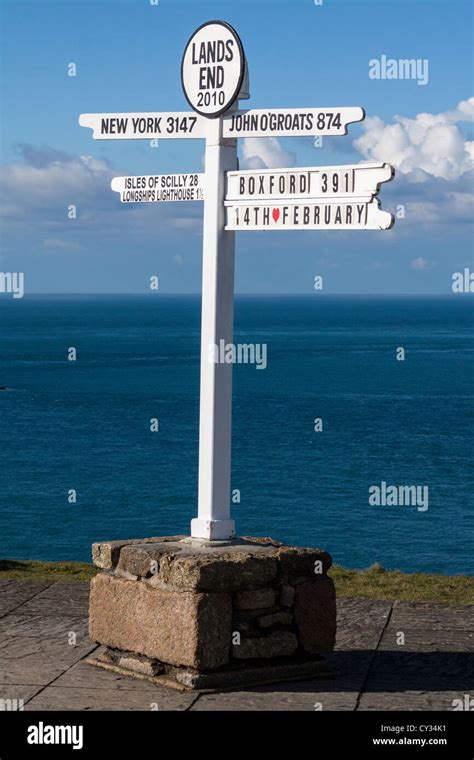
{"left": 79, "top": 20, "right": 395, "bottom": 542}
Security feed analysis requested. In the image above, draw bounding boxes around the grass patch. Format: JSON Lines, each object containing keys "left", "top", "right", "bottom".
{"left": 330, "top": 564, "right": 474, "bottom": 605}
{"left": 0, "top": 559, "right": 99, "bottom": 582}
{"left": 1, "top": 560, "right": 472, "bottom": 604}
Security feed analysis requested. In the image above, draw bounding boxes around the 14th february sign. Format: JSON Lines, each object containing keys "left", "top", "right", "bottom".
{"left": 225, "top": 198, "right": 393, "bottom": 231}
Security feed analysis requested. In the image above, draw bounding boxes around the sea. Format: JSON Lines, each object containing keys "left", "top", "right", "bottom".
{"left": 0, "top": 294, "right": 472, "bottom": 574}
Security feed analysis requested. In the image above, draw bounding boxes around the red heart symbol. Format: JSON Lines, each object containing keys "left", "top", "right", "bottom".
{"left": 272, "top": 208, "right": 280, "bottom": 222}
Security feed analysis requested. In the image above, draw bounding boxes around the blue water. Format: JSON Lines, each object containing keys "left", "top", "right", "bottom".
{"left": 0, "top": 295, "right": 472, "bottom": 574}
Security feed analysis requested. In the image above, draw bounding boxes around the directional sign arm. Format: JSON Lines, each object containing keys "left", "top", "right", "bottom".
{"left": 225, "top": 197, "right": 394, "bottom": 231}
{"left": 111, "top": 173, "right": 205, "bottom": 203}
{"left": 225, "top": 163, "right": 395, "bottom": 202}
{"left": 222, "top": 107, "right": 365, "bottom": 138}
{"left": 79, "top": 112, "right": 207, "bottom": 140}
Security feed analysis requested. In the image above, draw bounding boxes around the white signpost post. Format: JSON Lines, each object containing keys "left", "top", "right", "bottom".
{"left": 79, "top": 20, "right": 395, "bottom": 542}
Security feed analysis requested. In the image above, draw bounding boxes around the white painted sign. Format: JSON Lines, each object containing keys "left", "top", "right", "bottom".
{"left": 225, "top": 197, "right": 394, "bottom": 231}
{"left": 226, "top": 163, "right": 394, "bottom": 201}
{"left": 111, "top": 173, "right": 205, "bottom": 203}
{"left": 181, "top": 20, "right": 246, "bottom": 117}
{"left": 223, "top": 107, "right": 364, "bottom": 137}
{"left": 78, "top": 112, "right": 206, "bottom": 140}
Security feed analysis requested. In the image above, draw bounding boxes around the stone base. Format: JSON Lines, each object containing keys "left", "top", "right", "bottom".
{"left": 88, "top": 535, "right": 336, "bottom": 690}
{"left": 87, "top": 648, "right": 333, "bottom": 692}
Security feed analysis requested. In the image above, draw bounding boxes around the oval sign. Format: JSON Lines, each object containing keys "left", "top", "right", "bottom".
{"left": 181, "top": 20, "right": 245, "bottom": 118}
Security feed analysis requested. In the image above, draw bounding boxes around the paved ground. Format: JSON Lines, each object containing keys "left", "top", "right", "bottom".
{"left": 0, "top": 581, "right": 473, "bottom": 711}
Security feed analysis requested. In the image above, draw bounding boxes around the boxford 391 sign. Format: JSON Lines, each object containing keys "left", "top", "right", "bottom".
{"left": 79, "top": 20, "right": 395, "bottom": 541}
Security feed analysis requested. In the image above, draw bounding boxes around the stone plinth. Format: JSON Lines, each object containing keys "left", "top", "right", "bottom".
{"left": 88, "top": 535, "right": 336, "bottom": 690}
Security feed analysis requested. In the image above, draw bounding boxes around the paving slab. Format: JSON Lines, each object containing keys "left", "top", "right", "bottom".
{"left": 0, "top": 635, "right": 97, "bottom": 686}
{"left": 379, "top": 627, "right": 474, "bottom": 652}
{"left": 17, "top": 582, "right": 90, "bottom": 617}
{"left": 335, "top": 625, "right": 385, "bottom": 651}
{"left": 0, "top": 582, "right": 53, "bottom": 617}
{"left": 389, "top": 602, "right": 474, "bottom": 631}
{"left": 25, "top": 686, "right": 197, "bottom": 711}
{"left": 0, "top": 684, "right": 44, "bottom": 706}
{"left": 53, "top": 658, "right": 192, "bottom": 692}
{"left": 324, "top": 650, "right": 375, "bottom": 690}
{"left": 191, "top": 686, "right": 359, "bottom": 711}
{"left": 0, "top": 614, "right": 88, "bottom": 639}
{"left": 358, "top": 690, "right": 470, "bottom": 711}
{"left": 363, "top": 650, "right": 474, "bottom": 693}
{"left": 336, "top": 597, "right": 392, "bottom": 628}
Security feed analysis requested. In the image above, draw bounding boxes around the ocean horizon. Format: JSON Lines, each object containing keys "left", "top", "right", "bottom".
{"left": 1, "top": 294, "right": 472, "bottom": 574}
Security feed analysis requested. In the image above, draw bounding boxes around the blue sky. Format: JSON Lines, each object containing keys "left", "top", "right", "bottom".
{"left": 0, "top": 0, "right": 473, "bottom": 293}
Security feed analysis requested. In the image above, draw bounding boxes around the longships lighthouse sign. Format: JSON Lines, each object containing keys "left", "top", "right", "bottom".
{"left": 79, "top": 20, "right": 395, "bottom": 541}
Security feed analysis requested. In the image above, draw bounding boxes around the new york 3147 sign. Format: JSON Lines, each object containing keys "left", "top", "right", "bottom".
{"left": 79, "top": 20, "right": 396, "bottom": 541}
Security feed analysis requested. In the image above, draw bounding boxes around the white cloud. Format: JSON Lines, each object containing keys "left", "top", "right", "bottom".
{"left": 0, "top": 143, "right": 200, "bottom": 237}
{"left": 445, "top": 98, "right": 474, "bottom": 123}
{"left": 240, "top": 137, "right": 295, "bottom": 170}
{"left": 365, "top": 260, "right": 386, "bottom": 271}
{"left": 0, "top": 149, "right": 115, "bottom": 221}
{"left": 43, "top": 238, "right": 80, "bottom": 251}
{"left": 352, "top": 98, "right": 474, "bottom": 227}
{"left": 410, "top": 256, "right": 429, "bottom": 270}
{"left": 171, "top": 217, "right": 201, "bottom": 230}
{"left": 354, "top": 97, "right": 474, "bottom": 180}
